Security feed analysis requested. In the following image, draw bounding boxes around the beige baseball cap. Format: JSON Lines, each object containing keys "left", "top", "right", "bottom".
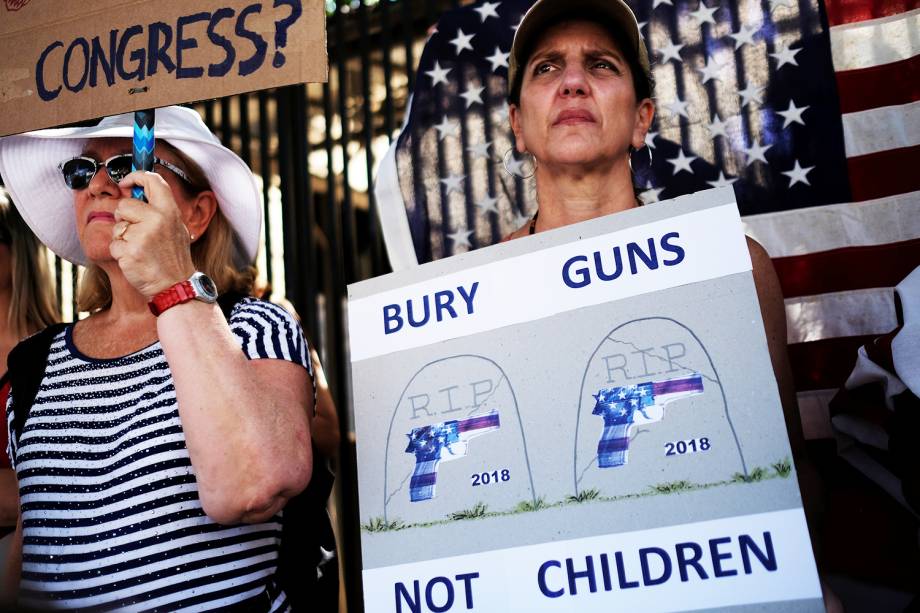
{"left": 508, "top": 0, "right": 651, "bottom": 102}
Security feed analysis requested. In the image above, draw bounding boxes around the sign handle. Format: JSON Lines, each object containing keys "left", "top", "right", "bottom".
{"left": 131, "top": 109, "right": 155, "bottom": 202}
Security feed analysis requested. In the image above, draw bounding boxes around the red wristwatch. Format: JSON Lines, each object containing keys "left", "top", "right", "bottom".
{"left": 148, "top": 272, "right": 219, "bottom": 316}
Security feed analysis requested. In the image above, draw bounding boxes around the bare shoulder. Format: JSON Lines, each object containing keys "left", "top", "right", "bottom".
{"left": 745, "top": 236, "right": 783, "bottom": 303}
{"left": 746, "top": 236, "right": 772, "bottom": 269}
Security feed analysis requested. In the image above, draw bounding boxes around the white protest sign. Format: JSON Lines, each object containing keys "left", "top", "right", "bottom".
{"left": 348, "top": 187, "right": 822, "bottom": 613}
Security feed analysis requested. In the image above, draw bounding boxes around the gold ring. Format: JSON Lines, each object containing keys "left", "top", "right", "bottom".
{"left": 115, "top": 222, "right": 129, "bottom": 240}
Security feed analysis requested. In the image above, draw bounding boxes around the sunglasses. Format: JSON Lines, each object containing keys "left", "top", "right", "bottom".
{"left": 58, "top": 154, "right": 192, "bottom": 190}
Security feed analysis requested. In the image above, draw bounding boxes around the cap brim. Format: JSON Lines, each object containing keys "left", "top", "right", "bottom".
{"left": 509, "top": 0, "right": 650, "bottom": 100}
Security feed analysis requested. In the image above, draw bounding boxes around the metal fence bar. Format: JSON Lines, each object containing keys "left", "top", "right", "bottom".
{"left": 359, "top": 0, "right": 386, "bottom": 278}
{"left": 402, "top": 0, "right": 416, "bottom": 94}
{"left": 204, "top": 100, "right": 215, "bottom": 129}
{"left": 275, "top": 87, "right": 305, "bottom": 316}
{"left": 257, "top": 91, "right": 275, "bottom": 286}
{"left": 334, "top": 5, "right": 357, "bottom": 285}
{"left": 380, "top": 0, "right": 397, "bottom": 140}
{"left": 237, "top": 93, "right": 252, "bottom": 168}
{"left": 293, "top": 83, "right": 318, "bottom": 340}
{"left": 220, "top": 98, "right": 233, "bottom": 150}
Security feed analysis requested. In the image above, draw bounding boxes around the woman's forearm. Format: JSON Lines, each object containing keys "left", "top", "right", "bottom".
{"left": 157, "top": 301, "right": 313, "bottom": 524}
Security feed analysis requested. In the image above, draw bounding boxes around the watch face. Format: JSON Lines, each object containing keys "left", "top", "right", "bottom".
{"left": 192, "top": 273, "right": 218, "bottom": 300}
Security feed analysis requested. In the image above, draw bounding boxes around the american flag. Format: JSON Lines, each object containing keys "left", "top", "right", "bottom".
{"left": 592, "top": 374, "right": 704, "bottom": 467}
{"left": 374, "top": 0, "right": 920, "bottom": 437}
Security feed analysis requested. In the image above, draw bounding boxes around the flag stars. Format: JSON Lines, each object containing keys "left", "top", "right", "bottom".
{"left": 742, "top": 139, "right": 772, "bottom": 165}
{"left": 690, "top": 1, "right": 719, "bottom": 25}
{"left": 770, "top": 42, "right": 802, "bottom": 69}
{"left": 505, "top": 154, "right": 526, "bottom": 177}
{"left": 473, "top": 1, "right": 500, "bottom": 22}
{"left": 466, "top": 140, "right": 492, "bottom": 160}
{"left": 697, "top": 57, "right": 724, "bottom": 83}
{"left": 440, "top": 173, "right": 465, "bottom": 194}
{"left": 657, "top": 39, "right": 685, "bottom": 64}
{"left": 449, "top": 29, "right": 475, "bottom": 55}
{"left": 653, "top": 0, "right": 673, "bottom": 8}
{"left": 475, "top": 193, "right": 499, "bottom": 214}
{"left": 644, "top": 130, "right": 658, "bottom": 150}
{"left": 667, "top": 149, "right": 697, "bottom": 175}
{"left": 460, "top": 85, "right": 485, "bottom": 108}
{"left": 776, "top": 100, "right": 809, "bottom": 128}
{"left": 433, "top": 116, "right": 459, "bottom": 140}
{"left": 738, "top": 82, "right": 764, "bottom": 108}
{"left": 448, "top": 227, "right": 474, "bottom": 250}
{"left": 665, "top": 97, "right": 691, "bottom": 119}
{"left": 425, "top": 61, "right": 451, "bottom": 86}
{"left": 486, "top": 46, "right": 510, "bottom": 72}
{"left": 728, "top": 24, "right": 759, "bottom": 49}
{"left": 707, "top": 171, "right": 738, "bottom": 188}
{"left": 782, "top": 160, "right": 815, "bottom": 187}
{"left": 639, "top": 181, "right": 664, "bottom": 204}
{"left": 707, "top": 114, "right": 729, "bottom": 138}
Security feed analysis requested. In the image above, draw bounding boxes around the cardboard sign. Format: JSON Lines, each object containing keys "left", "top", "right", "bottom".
{"left": 347, "top": 187, "right": 823, "bottom": 612}
{"left": 0, "top": 0, "right": 325, "bottom": 136}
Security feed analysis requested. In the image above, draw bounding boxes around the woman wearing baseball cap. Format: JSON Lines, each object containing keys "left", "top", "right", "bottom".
{"left": 503, "top": 0, "right": 840, "bottom": 609}
{"left": 0, "top": 106, "right": 313, "bottom": 610}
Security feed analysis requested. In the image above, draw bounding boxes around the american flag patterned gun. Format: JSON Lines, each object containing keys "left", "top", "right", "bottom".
{"left": 404, "top": 411, "right": 500, "bottom": 502}
{"left": 593, "top": 374, "right": 704, "bottom": 468}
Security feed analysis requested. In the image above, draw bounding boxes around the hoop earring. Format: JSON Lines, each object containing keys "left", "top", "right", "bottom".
{"left": 502, "top": 148, "right": 536, "bottom": 179}
{"left": 628, "top": 145, "right": 653, "bottom": 175}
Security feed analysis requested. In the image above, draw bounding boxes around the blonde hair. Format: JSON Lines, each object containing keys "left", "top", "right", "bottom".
{"left": 77, "top": 142, "right": 256, "bottom": 313}
{"left": 0, "top": 198, "right": 59, "bottom": 337}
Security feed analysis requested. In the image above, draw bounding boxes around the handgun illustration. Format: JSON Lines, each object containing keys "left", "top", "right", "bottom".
{"left": 592, "top": 374, "right": 704, "bottom": 467}
{"left": 405, "top": 410, "right": 501, "bottom": 502}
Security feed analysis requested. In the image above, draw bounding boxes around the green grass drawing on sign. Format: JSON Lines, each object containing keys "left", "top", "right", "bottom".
{"left": 514, "top": 496, "right": 547, "bottom": 513}
{"left": 362, "top": 458, "right": 794, "bottom": 533}
{"left": 566, "top": 488, "right": 601, "bottom": 504}
{"left": 733, "top": 466, "right": 770, "bottom": 483}
{"left": 772, "top": 458, "right": 792, "bottom": 478}
{"left": 362, "top": 516, "right": 407, "bottom": 533}
{"left": 449, "top": 502, "right": 489, "bottom": 520}
{"left": 650, "top": 480, "right": 694, "bottom": 494}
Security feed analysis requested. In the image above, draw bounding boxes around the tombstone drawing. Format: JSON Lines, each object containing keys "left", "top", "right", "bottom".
{"left": 382, "top": 354, "right": 537, "bottom": 525}
{"left": 573, "top": 317, "right": 749, "bottom": 498}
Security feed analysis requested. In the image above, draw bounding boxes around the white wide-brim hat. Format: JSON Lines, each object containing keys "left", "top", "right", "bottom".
{"left": 0, "top": 105, "right": 262, "bottom": 266}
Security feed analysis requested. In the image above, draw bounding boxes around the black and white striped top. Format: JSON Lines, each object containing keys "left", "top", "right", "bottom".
{"left": 6, "top": 298, "right": 312, "bottom": 612}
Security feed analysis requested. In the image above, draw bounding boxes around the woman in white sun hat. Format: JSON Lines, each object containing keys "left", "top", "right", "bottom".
{"left": 0, "top": 105, "right": 314, "bottom": 611}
